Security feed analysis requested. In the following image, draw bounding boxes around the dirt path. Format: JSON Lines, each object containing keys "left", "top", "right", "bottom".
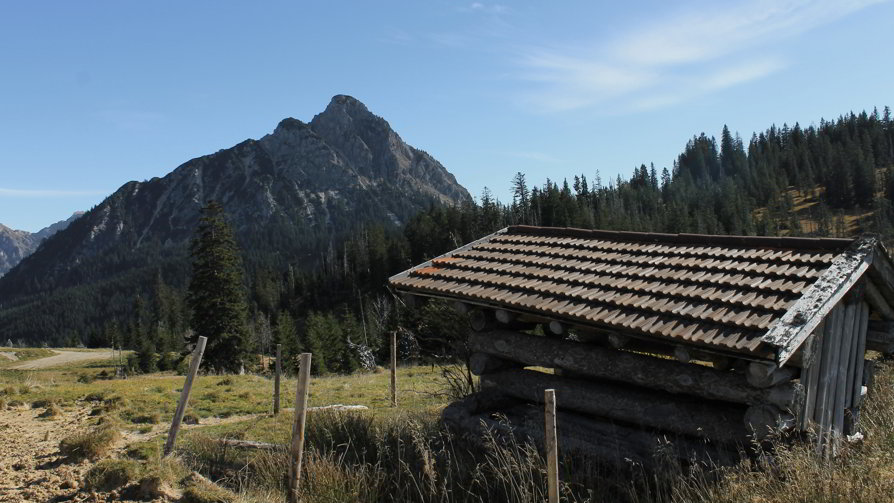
{"left": 0, "top": 351, "right": 18, "bottom": 361}
{"left": 11, "top": 350, "right": 116, "bottom": 370}
{"left": 0, "top": 405, "right": 91, "bottom": 502}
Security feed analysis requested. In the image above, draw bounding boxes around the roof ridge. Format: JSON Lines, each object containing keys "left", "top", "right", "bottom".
{"left": 507, "top": 225, "right": 856, "bottom": 250}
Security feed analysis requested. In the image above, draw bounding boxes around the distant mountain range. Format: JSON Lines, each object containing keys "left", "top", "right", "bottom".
{"left": 0, "top": 212, "right": 84, "bottom": 276}
{"left": 0, "top": 95, "right": 470, "bottom": 342}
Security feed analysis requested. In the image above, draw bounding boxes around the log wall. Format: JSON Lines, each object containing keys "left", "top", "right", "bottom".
{"left": 450, "top": 296, "right": 876, "bottom": 461}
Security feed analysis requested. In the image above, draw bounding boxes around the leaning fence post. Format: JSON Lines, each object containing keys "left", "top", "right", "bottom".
{"left": 163, "top": 336, "right": 207, "bottom": 457}
{"left": 390, "top": 331, "right": 398, "bottom": 407}
{"left": 274, "top": 344, "right": 282, "bottom": 415}
{"left": 288, "top": 352, "right": 312, "bottom": 503}
{"left": 545, "top": 388, "right": 559, "bottom": 503}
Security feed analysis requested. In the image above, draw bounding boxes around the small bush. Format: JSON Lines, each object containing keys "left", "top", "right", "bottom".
{"left": 32, "top": 398, "right": 56, "bottom": 408}
{"left": 217, "top": 377, "right": 233, "bottom": 386}
{"left": 131, "top": 412, "right": 162, "bottom": 424}
{"left": 126, "top": 441, "right": 161, "bottom": 461}
{"left": 2, "top": 385, "right": 16, "bottom": 396}
{"left": 102, "top": 395, "right": 129, "bottom": 411}
{"left": 84, "top": 391, "right": 107, "bottom": 402}
{"left": 181, "top": 477, "right": 236, "bottom": 503}
{"left": 59, "top": 424, "right": 120, "bottom": 460}
{"left": 158, "top": 352, "right": 180, "bottom": 372}
{"left": 77, "top": 373, "right": 95, "bottom": 384}
{"left": 83, "top": 458, "right": 142, "bottom": 492}
{"left": 38, "top": 403, "right": 62, "bottom": 419}
{"left": 7, "top": 399, "right": 24, "bottom": 407}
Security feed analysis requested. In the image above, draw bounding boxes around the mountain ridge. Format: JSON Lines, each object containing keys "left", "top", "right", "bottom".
{"left": 0, "top": 212, "right": 84, "bottom": 277}
{"left": 0, "top": 95, "right": 470, "bottom": 342}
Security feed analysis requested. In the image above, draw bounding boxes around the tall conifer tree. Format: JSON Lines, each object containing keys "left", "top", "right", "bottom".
{"left": 187, "top": 201, "right": 251, "bottom": 372}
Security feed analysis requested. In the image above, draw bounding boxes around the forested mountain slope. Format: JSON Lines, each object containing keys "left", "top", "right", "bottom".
{"left": 0, "top": 212, "right": 83, "bottom": 277}
{"left": 0, "top": 95, "right": 469, "bottom": 344}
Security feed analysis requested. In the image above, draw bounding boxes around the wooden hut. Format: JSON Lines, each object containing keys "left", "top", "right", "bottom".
{"left": 388, "top": 225, "right": 894, "bottom": 464}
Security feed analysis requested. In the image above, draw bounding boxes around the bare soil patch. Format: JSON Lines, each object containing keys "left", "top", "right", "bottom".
{"left": 11, "top": 350, "right": 116, "bottom": 370}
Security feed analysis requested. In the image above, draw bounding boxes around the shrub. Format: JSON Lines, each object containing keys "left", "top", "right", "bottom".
{"left": 59, "top": 424, "right": 120, "bottom": 460}
{"left": 181, "top": 475, "right": 236, "bottom": 503}
{"left": 83, "top": 459, "right": 142, "bottom": 491}
{"left": 131, "top": 412, "right": 162, "bottom": 424}
{"left": 77, "top": 373, "right": 95, "bottom": 384}
{"left": 38, "top": 403, "right": 62, "bottom": 419}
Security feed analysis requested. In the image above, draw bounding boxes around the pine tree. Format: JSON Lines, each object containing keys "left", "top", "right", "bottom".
{"left": 186, "top": 201, "right": 251, "bottom": 373}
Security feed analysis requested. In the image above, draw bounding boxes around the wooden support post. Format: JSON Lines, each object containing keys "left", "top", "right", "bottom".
{"left": 544, "top": 389, "right": 559, "bottom": 503}
{"left": 391, "top": 331, "right": 398, "bottom": 407}
{"left": 163, "top": 336, "right": 207, "bottom": 457}
{"left": 274, "top": 344, "right": 282, "bottom": 415}
{"left": 288, "top": 353, "right": 312, "bottom": 503}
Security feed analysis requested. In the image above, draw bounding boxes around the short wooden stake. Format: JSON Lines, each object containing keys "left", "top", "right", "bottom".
{"left": 390, "top": 331, "right": 398, "bottom": 407}
{"left": 163, "top": 336, "right": 207, "bottom": 457}
{"left": 288, "top": 353, "right": 312, "bottom": 503}
{"left": 274, "top": 344, "right": 282, "bottom": 415}
{"left": 545, "top": 388, "right": 559, "bottom": 503}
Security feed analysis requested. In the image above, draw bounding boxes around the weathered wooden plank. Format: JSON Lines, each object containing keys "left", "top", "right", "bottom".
{"left": 481, "top": 368, "right": 749, "bottom": 442}
{"left": 469, "top": 330, "right": 798, "bottom": 408}
{"left": 849, "top": 303, "right": 870, "bottom": 431}
{"left": 800, "top": 326, "right": 825, "bottom": 430}
{"left": 764, "top": 236, "right": 876, "bottom": 366}
{"left": 832, "top": 302, "right": 858, "bottom": 440}
{"left": 814, "top": 305, "right": 844, "bottom": 452}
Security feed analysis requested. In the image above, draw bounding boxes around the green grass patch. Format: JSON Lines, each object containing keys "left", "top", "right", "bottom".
{"left": 83, "top": 458, "right": 142, "bottom": 492}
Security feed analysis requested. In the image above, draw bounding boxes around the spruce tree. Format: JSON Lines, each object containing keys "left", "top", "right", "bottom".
{"left": 187, "top": 201, "right": 251, "bottom": 373}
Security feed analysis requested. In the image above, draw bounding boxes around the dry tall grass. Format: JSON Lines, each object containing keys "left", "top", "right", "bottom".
{"left": 175, "top": 360, "right": 894, "bottom": 503}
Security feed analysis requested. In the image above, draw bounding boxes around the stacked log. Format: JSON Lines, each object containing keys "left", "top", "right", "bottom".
{"left": 445, "top": 327, "right": 803, "bottom": 466}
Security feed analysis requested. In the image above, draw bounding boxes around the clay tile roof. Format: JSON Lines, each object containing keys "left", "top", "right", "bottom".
{"left": 390, "top": 226, "right": 889, "bottom": 361}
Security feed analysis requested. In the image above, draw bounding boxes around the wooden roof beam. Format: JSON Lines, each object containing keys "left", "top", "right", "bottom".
{"left": 764, "top": 236, "right": 877, "bottom": 367}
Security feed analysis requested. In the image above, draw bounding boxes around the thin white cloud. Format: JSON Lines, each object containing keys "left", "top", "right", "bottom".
{"left": 463, "top": 2, "right": 509, "bottom": 14}
{"left": 0, "top": 188, "right": 106, "bottom": 198}
{"left": 518, "top": 0, "right": 888, "bottom": 113}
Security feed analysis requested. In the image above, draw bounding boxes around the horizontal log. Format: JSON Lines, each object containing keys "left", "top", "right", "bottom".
{"left": 441, "top": 390, "right": 739, "bottom": 467}
{"left": 481, "top": 368, "right": 749, "bottom": 442}
{"left": 867, "top": 321, "right": 894, "bottom": 354}
{"left": 469, "top": 330, "right": 799, "bottom": 409}
{"left": 865, "top": 281, "right": 894, "bottom": 320}
{"left": 743, "top": 404, "right": 796, "bottom": 439}
{"left": 469, "top": 353, "right": 518, "bottom": 375}
{"left": 747, "top": 362, "right": 798, "bottom": 388}
{"left": 469, "top": 309, "right": 536, "bottom": 332}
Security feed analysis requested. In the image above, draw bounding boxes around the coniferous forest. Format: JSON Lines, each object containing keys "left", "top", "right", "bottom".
{"left": 5, "top": 108, "right": 894, "bottom": 374}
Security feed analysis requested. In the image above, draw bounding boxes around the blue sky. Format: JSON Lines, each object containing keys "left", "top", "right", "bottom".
{"left": 1, "top": 0, "right": 892, "bottom": 231}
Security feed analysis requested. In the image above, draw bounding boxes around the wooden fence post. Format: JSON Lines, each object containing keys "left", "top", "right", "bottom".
{"left": 390, "top": 331, "right": 397, "bottom": 407}
{"left": 274, "top": 344, "right": 282, "bottom": 415}
{"left": 288, "top": 353, "right": 312, "bottom": 503}
{"left": 163, "top": 336, "right": 207, "bottom": 457}
{"left": 544, "top": 388, "right": 559, "bottom": 503}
